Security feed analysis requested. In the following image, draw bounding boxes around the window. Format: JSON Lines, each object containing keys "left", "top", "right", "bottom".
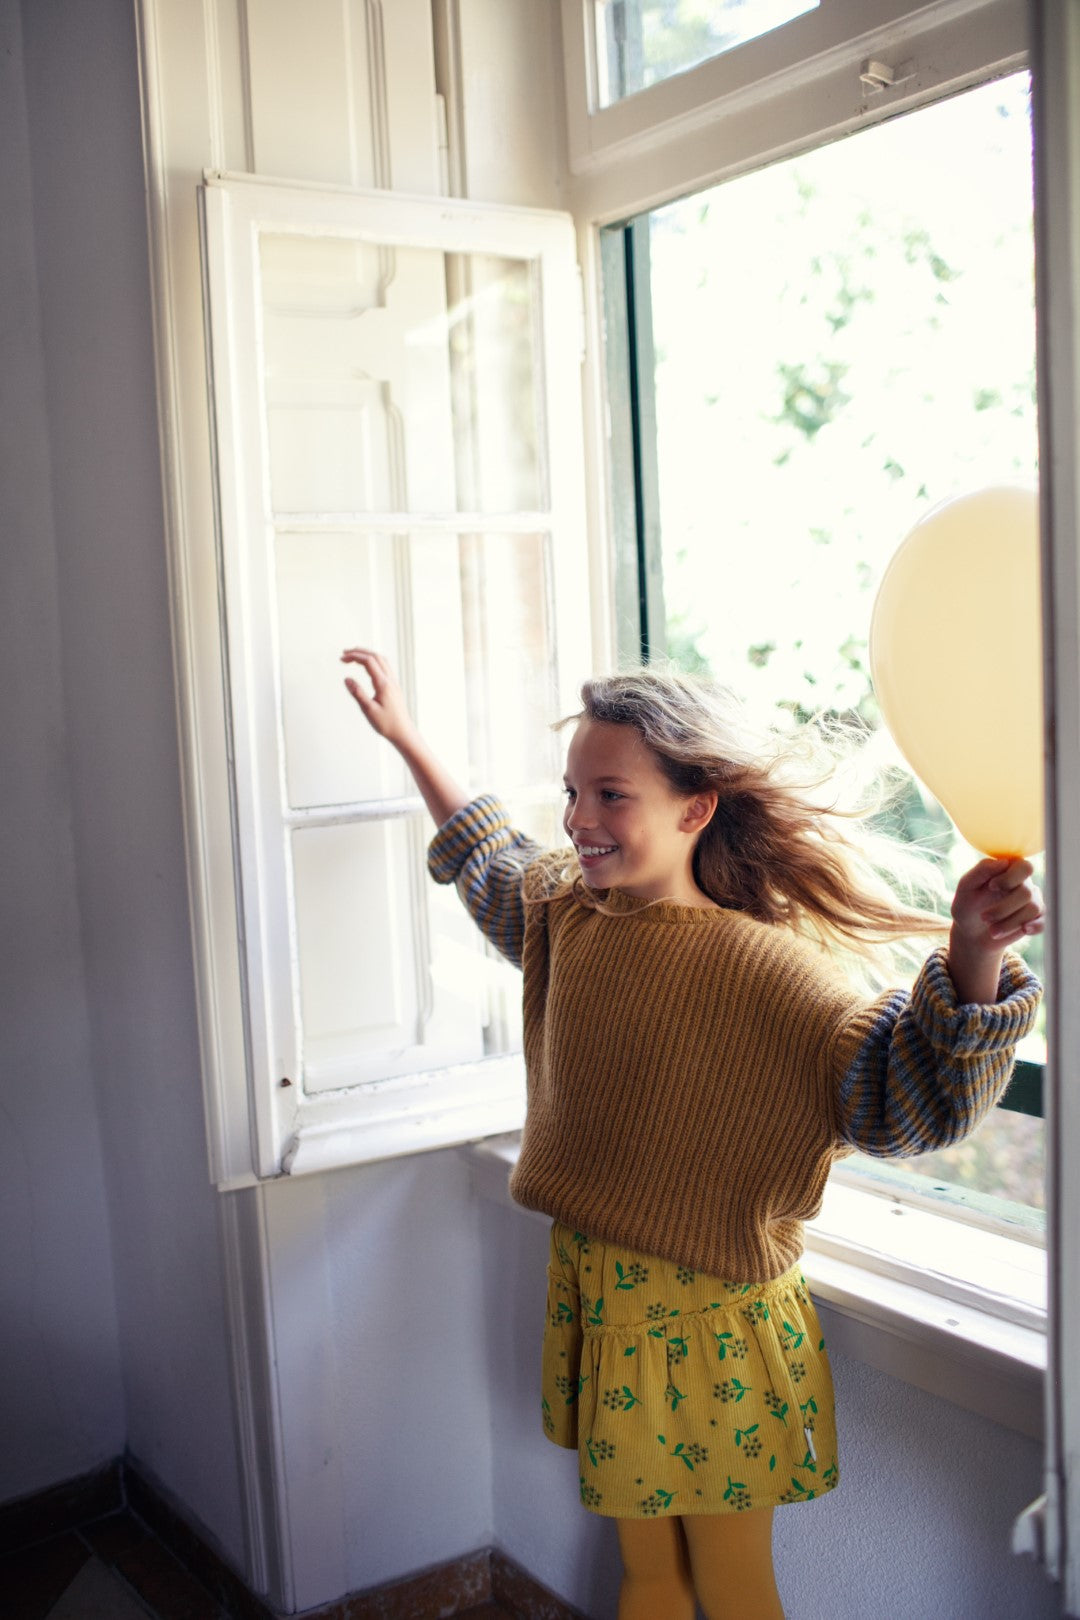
{"left": 560, "top": 0, "right": 1026, "bottom": 190}
{"left": 603, "top": 72, "right": 1046, "bottom": 1231}
{"left": 198, "top": 176, "right": 589, "bottom": 1185}
{"left": 565, "top": 0, "right": 1079, "bottom": 1597}
{"left": 593, "top": 0, "right": 818, "bottom": 106}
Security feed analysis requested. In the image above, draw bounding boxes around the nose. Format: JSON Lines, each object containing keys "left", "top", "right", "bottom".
{"left": 565, "top": 795, "right": 595, "bottom": 834}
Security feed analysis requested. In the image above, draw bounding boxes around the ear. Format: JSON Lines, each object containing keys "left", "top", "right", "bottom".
{"left": 681, "top": 791, "right": 718, "bottom": 836}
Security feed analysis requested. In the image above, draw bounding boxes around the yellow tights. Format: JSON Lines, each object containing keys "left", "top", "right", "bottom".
{"left": 615, "top": 1508, "right": 785, "bottom": 1620}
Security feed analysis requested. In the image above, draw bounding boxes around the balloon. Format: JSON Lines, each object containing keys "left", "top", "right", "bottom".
{"left": 869, "top": 486, "right": 1044, "bottom": 858}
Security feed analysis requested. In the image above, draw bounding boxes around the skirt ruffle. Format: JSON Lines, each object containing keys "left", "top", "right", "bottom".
{"left": 541, "top": 1222, "right": 839, "bottom": 1519}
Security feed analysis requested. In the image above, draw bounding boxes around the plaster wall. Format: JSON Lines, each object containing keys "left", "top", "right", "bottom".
{"left": 258, "top": 1153, "right": 494, "bottom": 1606}
{"left": 0, "top": 0, "right": 126, "bottom": 1504}
{"left": 10, "top": 0, "right": 244, "bottom": 1559}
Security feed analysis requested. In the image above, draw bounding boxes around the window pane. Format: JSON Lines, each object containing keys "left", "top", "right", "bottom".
{"left": 894, "top": 1105, "right": 1044, "bottom": 1211}
{"left": 612, "top": 73, "right": 1043, "bottom": 1214}
{"left": 596, "top": 0, "right": 818, "bottom": 106}
{"left": 291, "top": 818, "right": 490, "bottom": 1092}
{"left": 259, "top": 237, "right": 543, "bottom": 513}
{"left": 275, "top": 528, "right": 558, "bottom": 810}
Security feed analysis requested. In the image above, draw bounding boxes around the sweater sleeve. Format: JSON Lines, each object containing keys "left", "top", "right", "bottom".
{"left": 426, "top": 793, "right": 546, "bottom": 968}
{"left": 832, "top": 946, "right": 1042, "bottom": 1157}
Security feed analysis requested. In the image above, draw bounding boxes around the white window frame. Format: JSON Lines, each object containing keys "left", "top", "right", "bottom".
{"left": 562, "top": 0, "right": 1027, "bottom": 213}
{"left": 196, "top": 174, "right": 590, "bottom": 1188}
{"left": 1029, "top": 3, "right": 1080, "bottom": 1603}
{"left": 564, "top": 0, "right": 1080, "bottom": 1596}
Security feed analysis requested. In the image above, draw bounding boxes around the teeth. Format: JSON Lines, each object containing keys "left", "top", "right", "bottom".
{"left": 578, "top": 845, "right": 617, "bottom": 857}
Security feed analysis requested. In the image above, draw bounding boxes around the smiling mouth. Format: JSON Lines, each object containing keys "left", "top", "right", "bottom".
{"left": 576, "top": 843, "right": 618, "bottom": 859}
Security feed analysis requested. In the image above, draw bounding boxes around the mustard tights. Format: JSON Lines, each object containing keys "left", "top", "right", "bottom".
{"left": 615, "top": 1508, "right": 785, "bottom": 1620}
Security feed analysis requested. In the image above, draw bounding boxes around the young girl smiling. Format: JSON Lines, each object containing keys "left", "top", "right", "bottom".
{"left": 342, "top": 647, "right": 1042, "bottom": 1620}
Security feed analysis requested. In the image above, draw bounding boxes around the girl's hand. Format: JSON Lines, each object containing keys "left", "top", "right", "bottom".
{"left": 341, "top": 646, "right": 469, "bottom": 827}
{"left": 341, "top": 648, "right": 417, "bottom": 749}
{"left": 946, "top": 856, "right": 1044, "bottom": 1003}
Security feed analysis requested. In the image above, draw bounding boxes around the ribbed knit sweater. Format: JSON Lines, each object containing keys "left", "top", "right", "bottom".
{"left": 429, "top": 795, "right": 1042, "bottom": 1282}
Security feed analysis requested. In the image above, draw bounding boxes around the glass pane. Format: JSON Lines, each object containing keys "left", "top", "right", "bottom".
{"left": 259, "top": 237, "right": 542, "bottom": 514}
{"left": 891, "top": 1105, "right": 1044, "bottom": 1211}
{"left": 276, "top": 529, "right": 412, "bottom": 810}
{"left": 596, "top": 0, "right": 818, "bottom": 106}
{"left": 412, "top": 531, "right": 560, "bottom": 792}
{"left": 291, "top": 818, "right": 492, "bottom": 1092}
{"left": 615, "top": 74, "right": 1043, "bottom": 1213}
{"left": 276, "top": 529, "right": 558, "bottom": 809}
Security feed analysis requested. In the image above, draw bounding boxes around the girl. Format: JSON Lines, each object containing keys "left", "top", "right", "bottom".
{"left": 342, "top": 647, "right": 1043, "bottom": 1620}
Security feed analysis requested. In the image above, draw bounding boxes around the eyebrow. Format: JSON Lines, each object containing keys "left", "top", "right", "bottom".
{"left": 562, "top": 774, "right": 635, "bottom": 786}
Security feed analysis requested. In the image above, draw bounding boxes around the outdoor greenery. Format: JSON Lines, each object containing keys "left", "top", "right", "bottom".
{"left": 640, "top": 73, "right": 1044, "bottom": 1210}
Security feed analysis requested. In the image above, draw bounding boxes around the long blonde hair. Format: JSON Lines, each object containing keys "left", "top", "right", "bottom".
{"left": 556, "top": 665, "right": 949, "bottom": 985}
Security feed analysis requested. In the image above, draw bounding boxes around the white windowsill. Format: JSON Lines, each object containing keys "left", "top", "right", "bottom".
{"left": 461, "top": 1135, "right": 1045, "bottom": 1441}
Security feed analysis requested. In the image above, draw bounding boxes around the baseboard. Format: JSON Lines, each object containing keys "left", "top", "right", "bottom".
{"left": 0, "top": 1457, "right": 587, "bottom": 1619}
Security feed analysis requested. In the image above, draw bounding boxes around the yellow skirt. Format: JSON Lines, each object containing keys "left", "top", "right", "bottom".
{"left": 541, "top": 1222, "right": 839, "bottom": 1520}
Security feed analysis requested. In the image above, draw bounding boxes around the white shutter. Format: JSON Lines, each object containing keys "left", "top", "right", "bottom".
{"left": 199, "top": 175, "right": 589, "bottom": 1184}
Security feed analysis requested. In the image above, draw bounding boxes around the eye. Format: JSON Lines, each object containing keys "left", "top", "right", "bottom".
{"left": 600, "top": 789, "right": 624, "bottom": 802}
{"left": 562, "top": 785, "right": 576, "bottom": 801}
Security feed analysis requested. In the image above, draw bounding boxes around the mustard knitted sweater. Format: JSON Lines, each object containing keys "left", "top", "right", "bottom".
{"left": 430, "top": 796, "right": 1041, "bottom": 1282}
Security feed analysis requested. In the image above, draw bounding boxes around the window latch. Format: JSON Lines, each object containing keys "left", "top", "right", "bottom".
{"left": 860, "top": 59, "right": 914, "bottom": 94}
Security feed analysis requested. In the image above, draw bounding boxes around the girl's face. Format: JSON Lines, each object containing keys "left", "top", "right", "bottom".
{"left": 562, "top": 718, "right": 716, "bottom": 906}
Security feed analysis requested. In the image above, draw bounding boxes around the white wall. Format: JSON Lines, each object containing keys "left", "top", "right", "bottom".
{"left": 5, "top": 0, "right": 244, "bottom": 1560}
{"left": 0, "top": 0, "right": 125, "bottom": 1504}
{"left": 258, "top": 1153, "right": 494, "bottom": 1606}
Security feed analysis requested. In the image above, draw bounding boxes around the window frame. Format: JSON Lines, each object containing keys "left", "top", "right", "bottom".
{"left": 1029, "top": 2, "right": 1080, "bottom": 1601}
{"left": 196, "top": 173, "right": 591, "bottom": 1188}
{"left": 562, "top": 0, "right": 1028, "bottom": 219}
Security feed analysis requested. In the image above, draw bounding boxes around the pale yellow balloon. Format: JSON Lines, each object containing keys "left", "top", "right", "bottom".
{"left": 869, "top": 486, "right": 1044, "bottom": 858}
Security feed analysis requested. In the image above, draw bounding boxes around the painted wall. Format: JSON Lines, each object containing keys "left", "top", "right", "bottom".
{"left": 0, "top": 0, "right": 126, "bottom": 1504}
{"left": 259, "top": 1154, "right": 494, "bottom": 1606}
{"left": 6, "top": 0, "right": 244, "bottom": 1559}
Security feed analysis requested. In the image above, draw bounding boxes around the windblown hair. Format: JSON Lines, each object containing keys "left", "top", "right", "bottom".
{"left": 555, "top": 665, "right": 949, "bottom": 987}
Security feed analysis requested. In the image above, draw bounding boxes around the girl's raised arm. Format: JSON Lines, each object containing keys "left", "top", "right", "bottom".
{"left": 342, "top": 647, "right": 541, "bottom": 967}
{"left": 341, "top": 647, "right": 469, "bottom": 830}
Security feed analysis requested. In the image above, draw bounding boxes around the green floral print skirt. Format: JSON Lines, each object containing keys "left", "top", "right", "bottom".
{"left": 541, "top": 1221, "right": 839, "bottom": 1520}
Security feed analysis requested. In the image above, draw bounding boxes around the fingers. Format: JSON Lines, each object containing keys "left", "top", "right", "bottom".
{"left": 953, "top": 855, "right": 1045, "bottom": 946}
{"left": 982, "top": 858, "right": 1044, "bottom": 941}
{"left": 341, "top": 648, "right": 392, "bottom": 701}
{"left": 341, "top": 646, "right": 389, "bottom": 685}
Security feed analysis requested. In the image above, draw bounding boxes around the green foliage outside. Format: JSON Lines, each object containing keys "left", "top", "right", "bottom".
{"left": 640, "top": 74, "right": 1044, "bottom": 1212}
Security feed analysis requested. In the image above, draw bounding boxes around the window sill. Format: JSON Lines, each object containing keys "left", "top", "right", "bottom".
{"left": 460, "top": 1136, "right": 1045, "bottom": 1441}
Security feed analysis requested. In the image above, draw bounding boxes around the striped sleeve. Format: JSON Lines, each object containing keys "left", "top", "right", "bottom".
{"left": 833, "top": 946, "right": 1042, "bottom": 1157}
{"left": 426, "top": 793, "right": 546, "bottom": 969}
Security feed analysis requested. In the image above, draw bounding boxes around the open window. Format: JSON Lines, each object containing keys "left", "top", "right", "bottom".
{"left": 198, "top": 176, "right": 590, "bottom": 1186}
{"left": 563, "top": 0, "right": 1079, "bottom": 1599}
{"left": 601, "top": 71, "right": 1046, "bottom": 1239}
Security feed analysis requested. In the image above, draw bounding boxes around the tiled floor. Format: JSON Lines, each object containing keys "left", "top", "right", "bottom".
{"left": 0, "top": 1512, "right": 515, "bottom": 1619}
